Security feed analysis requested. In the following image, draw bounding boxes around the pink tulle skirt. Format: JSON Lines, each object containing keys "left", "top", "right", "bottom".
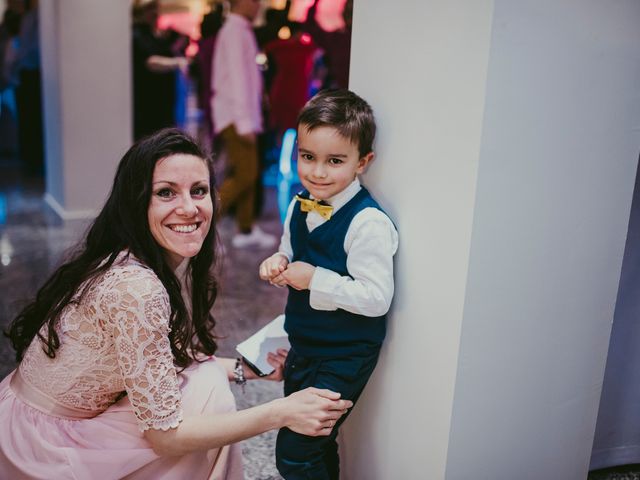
{"left": 0, "top": 358, "right": 244, "bottom": 479}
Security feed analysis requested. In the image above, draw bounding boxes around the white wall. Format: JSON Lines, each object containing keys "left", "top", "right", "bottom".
{"left": 343, "top": 1, "right": 640, "bottom": 479}
{"left": 341, "top": 2, "right": 495, "bottom": 478}
{"left": 40, "top": 0, "right": 132, "bottom": 219}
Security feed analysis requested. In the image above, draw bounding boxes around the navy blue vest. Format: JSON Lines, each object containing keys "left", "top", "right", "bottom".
{"left": 284, "top": 187, "right": 389, "bottom": 357}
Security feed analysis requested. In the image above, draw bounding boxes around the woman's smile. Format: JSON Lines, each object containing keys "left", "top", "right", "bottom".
{"left": 166, "top": 222, "right": 202, "bottom": 234}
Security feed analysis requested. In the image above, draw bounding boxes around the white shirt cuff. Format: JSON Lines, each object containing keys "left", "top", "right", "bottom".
{"left": 309, "top": 266, "right": 339, "bottom": 311}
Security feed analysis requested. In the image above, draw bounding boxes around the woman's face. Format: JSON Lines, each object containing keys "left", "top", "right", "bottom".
{"left": 148, "top": 154, "right": 213, "bottom": 270}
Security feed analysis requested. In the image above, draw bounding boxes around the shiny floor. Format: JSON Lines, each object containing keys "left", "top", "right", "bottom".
{"left": 0, "top": 158, "right": 286, "bottom": 479}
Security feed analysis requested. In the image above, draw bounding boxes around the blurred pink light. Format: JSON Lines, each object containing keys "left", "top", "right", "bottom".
{"left": 289, "top": 0, "right": 347, "bottom": 31}
{"left": 157, "top": 12, "right": 200, "bottom": 39}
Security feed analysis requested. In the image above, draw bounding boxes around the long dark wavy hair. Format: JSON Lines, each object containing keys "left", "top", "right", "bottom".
{"left": 6, "top": 129, "right": 219, "bottom": 368}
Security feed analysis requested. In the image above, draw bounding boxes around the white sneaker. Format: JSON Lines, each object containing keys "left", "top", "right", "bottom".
{"left": 231, "top": 225, "right": 277, "bottom": 249}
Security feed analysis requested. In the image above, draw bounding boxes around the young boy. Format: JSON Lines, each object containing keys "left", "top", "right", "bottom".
{"left": 259, "top": 89, "right": 398, "bottom": 480}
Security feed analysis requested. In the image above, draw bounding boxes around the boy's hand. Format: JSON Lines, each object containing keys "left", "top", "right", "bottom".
{"left": 259, "top": 254, "right": 289, "bottom": 285}
{"left": 280, "top": 261, "right": 316, "bottom": 290}
{"left": 265, "top": 348, "right": 289, "bottom": 382}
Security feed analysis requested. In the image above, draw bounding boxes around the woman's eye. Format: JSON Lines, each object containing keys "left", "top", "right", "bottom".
{"left": 192, "top": 186, "right": 208, "bottom": 196}
{"left": 156, "top": 188, "right": 174, "bottom": 198}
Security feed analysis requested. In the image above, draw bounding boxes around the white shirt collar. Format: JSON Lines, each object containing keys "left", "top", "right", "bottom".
{"left": 309, "top": 178, "right": 361, "bottom": 214}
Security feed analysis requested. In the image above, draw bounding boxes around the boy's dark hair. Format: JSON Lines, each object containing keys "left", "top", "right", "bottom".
{"left": 297, "top": 89, "right": 376, "bottom": 157}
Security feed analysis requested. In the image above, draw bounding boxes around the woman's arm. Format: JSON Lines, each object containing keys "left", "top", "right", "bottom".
{"left": 146, "top": 350, "right": 348, "bottom": 456}
{"left": 145, "top": 387, "right": 351, "bottom": 456}
{"left": 108, "top": 268, "right": 350, "bottom": 457}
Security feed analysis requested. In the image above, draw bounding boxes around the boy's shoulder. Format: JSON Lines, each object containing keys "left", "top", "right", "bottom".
{"left": 347, "top": 188, "right": 397, "bottom": 235}
{"left": 351, "top": 187, "right": 392, "bottom": 220}
{"left": 353, "top": 186, "right": 381, "bottom": 208}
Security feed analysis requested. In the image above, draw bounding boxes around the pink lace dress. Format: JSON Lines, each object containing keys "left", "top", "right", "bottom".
{"left": 0, "top": 254, "right": 243, "bottom": 479}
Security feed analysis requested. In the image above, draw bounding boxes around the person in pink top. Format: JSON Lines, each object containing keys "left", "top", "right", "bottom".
{"left": 212, "top": 0, "right": 275, "bottom": 249}
{"left": 0, "top": 129, "right": 352, "bottom": 479}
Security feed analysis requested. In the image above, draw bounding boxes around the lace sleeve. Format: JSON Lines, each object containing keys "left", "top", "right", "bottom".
{"left": 106, "top": 267, "right": 183, "bottom": 432}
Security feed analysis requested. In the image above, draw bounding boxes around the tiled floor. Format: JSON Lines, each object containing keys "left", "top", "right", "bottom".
{"left": 0, "top": 159, "right": 286, "bottom": 479}
{"left": 589, "top": 465, "right": 640, "bottom": 480}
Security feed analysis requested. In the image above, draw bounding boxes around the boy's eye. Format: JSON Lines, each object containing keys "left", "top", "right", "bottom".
{"left": 191, "top": 186, "right": 209, "bottom": 196}
{"left": 329, "top": 158, "right": 343, "bottom": 165}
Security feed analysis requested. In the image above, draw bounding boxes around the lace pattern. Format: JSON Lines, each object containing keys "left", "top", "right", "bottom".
{"left": 19, "top": 253, "right": 183, "bottom": 431}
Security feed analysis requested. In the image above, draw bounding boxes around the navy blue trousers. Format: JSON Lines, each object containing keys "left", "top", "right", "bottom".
{"left": 275, "top": 348, "right": 380, "bottom": 480}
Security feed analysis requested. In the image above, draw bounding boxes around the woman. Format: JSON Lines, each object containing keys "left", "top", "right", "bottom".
{"left": 0, "top": 129, "right": 351, "bottom": 479}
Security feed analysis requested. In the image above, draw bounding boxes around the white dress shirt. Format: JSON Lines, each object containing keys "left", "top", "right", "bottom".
{"left": 211, "top": 13, "right": 263, "bottom": 135}
{"left": 278, "top": 179, "right": 398, "bottom": 317}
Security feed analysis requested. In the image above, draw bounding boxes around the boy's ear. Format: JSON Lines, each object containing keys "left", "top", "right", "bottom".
{"left": 357, "top": 152, "right": 375, "bottom": 173}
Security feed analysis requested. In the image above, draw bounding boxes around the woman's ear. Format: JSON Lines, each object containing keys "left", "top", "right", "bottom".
{"left": 357, "top": 152, "right": 375, "bottom": 174}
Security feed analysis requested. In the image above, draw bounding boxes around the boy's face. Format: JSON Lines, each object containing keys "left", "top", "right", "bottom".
{"left": 296, "top": 125, "right": 373, "bottom": 201}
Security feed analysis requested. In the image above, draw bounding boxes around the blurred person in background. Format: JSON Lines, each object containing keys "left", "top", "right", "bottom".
{"left": 254, "top": 7, "right": 287, "bottom": 50}
{"left": 252, "top": 5, "right": 286, "bottom": 220}
{"left": 0, "top": 2, "right": 23, "bottom": 91}
{"left": 0, "top": 2, "right": 23, "bottom": 156}
{"left": 194, "top": 3, "right": 224, "bottom": 147}
{"left": 12, "top": 0, "right": 42, "bottom": 176}
{"left": 132, "top": 0, "right": 189, "bottom": 140}
{"left": 253, "top": 6, "right": 288, "bottom": 220}
{"left": 304, "top": 0, "right": 352, "bottom": 89}
{"left": 212, "top": 0, "right": 276, "bottom": 249}
{"left": 264, "top": 21, "right": 319, "bottom": 142}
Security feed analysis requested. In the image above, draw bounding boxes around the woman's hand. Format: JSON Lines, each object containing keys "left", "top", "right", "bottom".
{"left": 277, "top": 387, "right": 353, "bottom": 436}
{"left": 264, "top": 348, "right": 288, "bottom": 382}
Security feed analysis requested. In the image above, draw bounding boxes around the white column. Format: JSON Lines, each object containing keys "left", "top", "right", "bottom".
{"left": 39, "top": 0, "right": 131, "bottom": 219}
{"left": 342, "top": 1, "right": 640, "bottom": 479}
{"left": 341, "top": 2, "right": 494, "bottom": 478}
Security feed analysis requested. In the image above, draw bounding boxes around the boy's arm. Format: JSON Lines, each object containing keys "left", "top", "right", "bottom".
{"left": 259, "top": 199, "right": 295, "bottom": 283}
{"left": 309, "top": 209, "right": 398, "bottom": 317}
{"left": 276, "top": 198, "right": 296, "bottom": 261}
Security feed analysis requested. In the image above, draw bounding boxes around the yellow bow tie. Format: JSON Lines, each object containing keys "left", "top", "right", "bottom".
{"left": 295, "top": 195, "right": 334, "bottom": 220}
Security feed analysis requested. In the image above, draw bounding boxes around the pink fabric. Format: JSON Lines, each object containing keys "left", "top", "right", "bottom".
{"left": 16, "top": 253, "right": 183, "bottom": 432}
{"left": 0, "top": 358, "right": 244, "bottom": 479}
{"left": 10, "top": 371, "right": 99, "bottom": 419}
{"left": 211, "top": 13, "right": 263, "bottom": 135}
